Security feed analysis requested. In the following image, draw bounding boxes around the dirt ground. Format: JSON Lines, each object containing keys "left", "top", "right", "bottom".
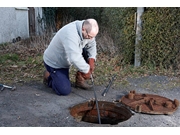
{"left": 0, "top": 75, "right": 180, "bottom": 128}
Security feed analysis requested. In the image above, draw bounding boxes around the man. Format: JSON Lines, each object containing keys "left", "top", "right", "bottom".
{"left": 43, "top": 18, "right": 99, "bottom": 96}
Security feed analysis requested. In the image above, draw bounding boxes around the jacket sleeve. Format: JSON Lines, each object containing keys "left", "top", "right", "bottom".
{"left": 62, "top": 36, "right": 90, "bottom": 74}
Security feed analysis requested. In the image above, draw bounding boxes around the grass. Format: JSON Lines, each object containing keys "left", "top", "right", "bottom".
{"left": 0, "top": 53, "right": 19, "bottom": 64}
{"left": 0, "top": 32, "right": 180, "bottom": 89}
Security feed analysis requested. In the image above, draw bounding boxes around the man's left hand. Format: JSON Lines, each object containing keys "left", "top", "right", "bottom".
{"left": 88, "top": 58, "right": 95, "bottom": 73}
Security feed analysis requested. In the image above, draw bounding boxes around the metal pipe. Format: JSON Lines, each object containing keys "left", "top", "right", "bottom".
{"left": 101, "top": 74, "right": 116, "bottom": 97}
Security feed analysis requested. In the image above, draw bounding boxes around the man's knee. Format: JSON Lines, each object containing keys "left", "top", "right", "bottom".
{"left": 53, "top": 82, "right": 71, "bottom": 96}
{"left": 49, "top": 68, "right": 71, "bottom": 96}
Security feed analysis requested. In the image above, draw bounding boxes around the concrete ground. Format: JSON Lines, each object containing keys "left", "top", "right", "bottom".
{"left": 0, "top": 75, "right": 180, "bottom": 127}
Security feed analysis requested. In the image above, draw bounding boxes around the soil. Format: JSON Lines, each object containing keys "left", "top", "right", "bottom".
{"left": 0, "top": 75, "right": 180, "bottom": 127}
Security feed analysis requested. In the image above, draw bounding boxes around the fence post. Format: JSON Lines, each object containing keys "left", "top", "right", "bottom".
{"left": 134, "top": 7, "right": 144, "bottom": 67}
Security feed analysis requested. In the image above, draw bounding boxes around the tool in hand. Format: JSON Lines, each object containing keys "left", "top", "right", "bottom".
{"left": 0, "top": 84, "right": 16, "bottom": 91}
{"left": 102, "top": 74, "right": 116, "bottom": 97}
{"left": 90, "top": 74, "right": 101, "bottom": 124}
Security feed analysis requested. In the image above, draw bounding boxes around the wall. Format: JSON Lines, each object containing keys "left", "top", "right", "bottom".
{"left": 15, "top": 7, "right": 29, "bottom": 39}
{"left": 0, "top": 7, "right": 29, "bottom": 44}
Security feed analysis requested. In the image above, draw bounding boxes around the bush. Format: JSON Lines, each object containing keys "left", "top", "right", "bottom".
{"left": 43, "top": 7, "right": 180, "bottom": 71}
{"left": 101, "top": 7, "right": 136, "bottom": 65}
{"left": 141, "top": 7, "right": 180, "bottom": 70}
{"left": 100, "top": 7, "right": 180, "bottom": 71}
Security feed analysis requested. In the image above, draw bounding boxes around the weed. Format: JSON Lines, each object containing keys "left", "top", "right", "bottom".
{"left": 0, "top": 53, "right": 19, "bottom": 64}
{"left": 0, "top": 29, "right": 180, "bottom": 88}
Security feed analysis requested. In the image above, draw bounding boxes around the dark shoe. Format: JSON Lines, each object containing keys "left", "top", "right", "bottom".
{"left": 75, "top": 71, "right": 92, "bottom": 90}
{"left": 43, "top": 70, "right": 50, "bottom": 86}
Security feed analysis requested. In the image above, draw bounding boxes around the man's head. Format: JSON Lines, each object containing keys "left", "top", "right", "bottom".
{"left": 82, "top": 19, "right": 99, "bottom": 39}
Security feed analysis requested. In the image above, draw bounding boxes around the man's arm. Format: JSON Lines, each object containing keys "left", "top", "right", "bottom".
{"left": 62, "top": 36, "right": 90, "bottom": 74}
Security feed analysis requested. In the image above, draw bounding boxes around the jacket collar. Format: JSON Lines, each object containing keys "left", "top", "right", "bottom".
{"left": 76, "top": 20, "right": 84, "bottom": 41}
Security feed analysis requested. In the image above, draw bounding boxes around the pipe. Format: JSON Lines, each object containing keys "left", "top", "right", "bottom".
{"left": 101, "top": 74, "right": 116, "bottom": 97}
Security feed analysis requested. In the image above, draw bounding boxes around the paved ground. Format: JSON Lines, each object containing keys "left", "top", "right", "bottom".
{"left": 0, "top": 75, "right": 180, "bottom": 127}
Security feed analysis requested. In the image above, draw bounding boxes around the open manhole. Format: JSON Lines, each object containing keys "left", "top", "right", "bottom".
{"left": 69, "top": 100, "right": 133, "bottom": 125}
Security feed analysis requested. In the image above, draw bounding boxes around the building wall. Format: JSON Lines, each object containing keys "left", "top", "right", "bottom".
{"left": 0, "top": 7, "right": 29, "bottom": 44}
{"left": 0, "top": 7, "right": 44, "bottom": 44}
{"left": 15, "top": 7, "right": 29, "bottom": 39}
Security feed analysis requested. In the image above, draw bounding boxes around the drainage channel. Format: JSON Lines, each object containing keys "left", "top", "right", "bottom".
{"left": 69, "top": 100, "right": 133, "bottom": 125}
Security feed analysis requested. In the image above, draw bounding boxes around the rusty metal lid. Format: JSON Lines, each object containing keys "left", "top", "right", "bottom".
{"left": 119, "top": 90, "right": 179, "bottom": 115}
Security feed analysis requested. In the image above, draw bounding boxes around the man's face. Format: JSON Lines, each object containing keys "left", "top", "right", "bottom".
{"left": 84, "top": 30, "right": 94, "bottom": 39}
{"left": 82, "top": 28, "right": 96, "bottom": 39}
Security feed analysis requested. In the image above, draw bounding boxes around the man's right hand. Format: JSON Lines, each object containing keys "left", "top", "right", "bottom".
{"left": 79, "top": 70, "right": 91, "bottom": 79}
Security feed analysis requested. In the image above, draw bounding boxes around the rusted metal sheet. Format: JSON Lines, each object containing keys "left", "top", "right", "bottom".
{"left": 119, "top": 90, "right": 179, "bottom": 115}
{"left": 69, "top": 100, "right": 133, "bottom": 125}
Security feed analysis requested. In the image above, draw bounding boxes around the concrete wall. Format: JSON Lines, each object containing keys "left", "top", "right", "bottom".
{"left": 0, "top": 7, "right": 29, "bottom": 44}
{"left": 0, "top": 7, "right": 44, "bottom": 44}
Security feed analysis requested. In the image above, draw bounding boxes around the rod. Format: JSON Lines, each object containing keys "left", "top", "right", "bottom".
{"left": 90, "top": 74, "right": 101, "bottom": 124}
{"left": 102, "top": 74, "right": 116, "bottom": 97}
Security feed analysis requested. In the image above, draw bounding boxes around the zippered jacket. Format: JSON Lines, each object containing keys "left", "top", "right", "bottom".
{"left": 43, "top": 20, "right": 97, "bottom": 73}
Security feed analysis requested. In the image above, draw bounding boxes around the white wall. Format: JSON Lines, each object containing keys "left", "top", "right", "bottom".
{"left": 0, "top": 7, "right": 45, "bottom": 44}
{"left": 0, "top": 7, "right": 29, "bottom": 44}
{"left": 15, "top": 7, "right": 29, "bottom": 39}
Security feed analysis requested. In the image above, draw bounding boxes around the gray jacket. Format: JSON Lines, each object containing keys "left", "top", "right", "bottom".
{"left": 43, "top": 20, "right": 97, "bottom": 73}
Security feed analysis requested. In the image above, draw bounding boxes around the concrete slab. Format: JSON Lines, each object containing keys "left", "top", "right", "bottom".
{"left": 0, "top": 75, "right": 180, "bottom": 127}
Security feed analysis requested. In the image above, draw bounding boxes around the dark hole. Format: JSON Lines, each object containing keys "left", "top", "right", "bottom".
{"left": 69, "top": 100, "right": 132, "bottom": 125}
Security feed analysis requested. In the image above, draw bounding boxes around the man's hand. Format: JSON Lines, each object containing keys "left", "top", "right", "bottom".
{"left": 88, "top": 58, "right": 95, "bottom": 73}
{"left": 80, "top": 70, "right": 91, "bottom": 79}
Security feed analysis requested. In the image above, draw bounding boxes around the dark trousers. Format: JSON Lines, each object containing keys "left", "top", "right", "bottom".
{"left": 44, "top": 48, "right": 88, "bottom": 96}
{"left": 44, "top": 62, "right": 71, "bottom": 95}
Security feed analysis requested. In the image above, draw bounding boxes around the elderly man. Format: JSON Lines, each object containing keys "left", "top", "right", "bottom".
{"left": 43, "top": 18, "right": 99, "bottom": 96}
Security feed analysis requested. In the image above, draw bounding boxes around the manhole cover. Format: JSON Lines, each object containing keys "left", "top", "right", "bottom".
{"left": 120, "top": 90, "right": 179, "bottom": 115}
{"left": 69, "top": 100, "right": 133, "bottom": 125}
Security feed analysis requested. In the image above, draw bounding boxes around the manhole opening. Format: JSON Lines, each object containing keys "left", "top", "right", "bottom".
{"left": 69, "top": 100, "right": 132, "bottom": 125}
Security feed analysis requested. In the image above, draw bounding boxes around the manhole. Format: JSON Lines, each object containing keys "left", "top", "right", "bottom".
{"left": 69, "top": 100, "right": 133, "bottom": 125}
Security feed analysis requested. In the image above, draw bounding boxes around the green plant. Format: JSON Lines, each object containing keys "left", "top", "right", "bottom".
{"left": 42, "top": 7, "right": 58, "bottom": 31}
{"left": 101, "top": 7, "right": 136, "bottom": 65}
{"left": 0, "top": 53, "right": 19, "bottom": 64}
{"left": 141, "top": 7, "right": 180, "bottom": 71}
